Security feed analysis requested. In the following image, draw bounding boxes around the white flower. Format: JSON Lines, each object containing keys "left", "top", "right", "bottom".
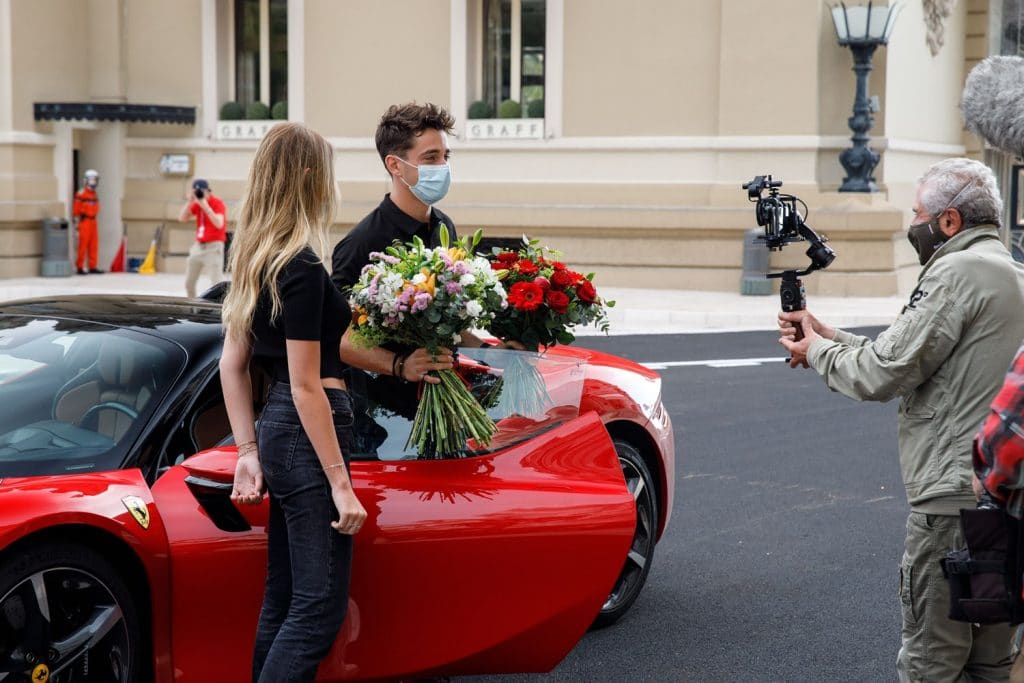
{"left": 452, "top": 332, "right": 461, "bottom": 344}
{"left": 459, "top": 273, "right": 476, "bottom": 287}
{"left": 412, "top": 273, "right": 427, "bottom": 285}
{"left": 465, "top": 300, "right": 482, "bottom": 317}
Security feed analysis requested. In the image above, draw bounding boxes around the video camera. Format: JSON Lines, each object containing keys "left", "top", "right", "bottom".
{"left": 743, "top": 175, "right": 835, "bottom": 314}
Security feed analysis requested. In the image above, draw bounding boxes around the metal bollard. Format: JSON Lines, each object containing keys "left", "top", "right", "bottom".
{"left": 740, "top": 228, "right": 772, "bottom": 295}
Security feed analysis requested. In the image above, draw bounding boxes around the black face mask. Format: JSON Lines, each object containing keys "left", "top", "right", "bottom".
{"left": 907, "top": 217, "right": 946, "bottom": 266}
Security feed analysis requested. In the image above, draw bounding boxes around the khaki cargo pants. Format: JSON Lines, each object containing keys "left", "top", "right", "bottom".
{"left": 898, "top": 511, "right": 1014, "bottom": 682}
{"left": 184, "top": 240, "right": 225, "bottom": 298}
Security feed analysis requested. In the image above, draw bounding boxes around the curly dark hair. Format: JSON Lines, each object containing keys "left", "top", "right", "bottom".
{"left": 375, "top": 102, "right": 455, "bottom": 166}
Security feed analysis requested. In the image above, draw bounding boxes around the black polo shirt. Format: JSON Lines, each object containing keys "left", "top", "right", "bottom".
{"left": 331, "top": 194, "right": 457, "bottom": 293}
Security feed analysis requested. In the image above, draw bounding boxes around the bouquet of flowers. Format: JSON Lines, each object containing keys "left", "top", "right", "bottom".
{"left": 482, "top": 237, "right": 614, "bottom": 417}
{"left": 348, "top": 227, "right": 507, "bottom": 458}
{"left": 486, "top": 237, "right": 613, "bottom": 347}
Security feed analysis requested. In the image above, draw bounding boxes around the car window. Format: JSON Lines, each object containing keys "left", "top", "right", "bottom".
{"left": 159, "top": 364, "right": 270, "bottom": 474}
{"left": 0, "top": 316, "right": 185, "bottom": 478}
{"left": 347, "top": 348, "right": 585, "bottom": 461}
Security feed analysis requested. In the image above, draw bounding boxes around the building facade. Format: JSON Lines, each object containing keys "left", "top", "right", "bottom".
{"left": 0, "top": 0, "right": 1012, "bottom": 295}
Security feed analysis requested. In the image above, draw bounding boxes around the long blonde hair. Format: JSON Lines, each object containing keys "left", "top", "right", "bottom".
{"left": 222, "top": 122, "right": 337, "bottom": 341}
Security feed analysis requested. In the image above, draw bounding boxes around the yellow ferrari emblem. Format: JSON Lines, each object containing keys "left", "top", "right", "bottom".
{"left": 32, "top": 663, "right": 49, "bottom": 682}
{"left": 121, "top": 496, "right": 150, "bottom": 530}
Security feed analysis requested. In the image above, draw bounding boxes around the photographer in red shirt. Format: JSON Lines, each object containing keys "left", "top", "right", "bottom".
{"left": 178, "top": 178, "right": 227, "bottom": 297}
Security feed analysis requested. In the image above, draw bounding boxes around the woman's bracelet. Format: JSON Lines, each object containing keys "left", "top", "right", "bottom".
{"left": 237, "top": 440, "right": 258, "bottom": 458}
{"left": 323, "top": 462, "right": 346, "bottom": 471}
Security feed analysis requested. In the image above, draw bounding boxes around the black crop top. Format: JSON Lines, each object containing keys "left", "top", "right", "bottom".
{"left": 251, "top": 247, "right": 351, "bottom": 381}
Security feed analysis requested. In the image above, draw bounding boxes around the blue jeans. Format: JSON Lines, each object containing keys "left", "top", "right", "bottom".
{"left": 252, "top": 383, "right": 355, "bottom": 683}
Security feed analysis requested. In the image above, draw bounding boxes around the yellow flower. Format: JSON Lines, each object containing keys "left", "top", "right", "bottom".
{"left": 417, "top": 268, "right": 437, "bottom": 297}
{"left": 353, "top": 305, "right": 369, "bottom": 326}
{"left": 448, "top": 247, "right": 466, "bottom": 261}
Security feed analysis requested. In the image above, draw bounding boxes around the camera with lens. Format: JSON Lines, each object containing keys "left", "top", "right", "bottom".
{"left": 194, "top": 187, "right": 205, "bottom": 199}
{"left": 742, "top": 174, "right": 836, "bottom": 317}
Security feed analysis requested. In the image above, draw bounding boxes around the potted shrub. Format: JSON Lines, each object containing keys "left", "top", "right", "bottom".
{"left": 271, "top": 101, "right": 288, "bottom": 120}
{"left": 220, "top": 101, "right": 244, "bottom": 120}
{"left": 468, "top": 100, "right": 494, "bottom": 119}
{"left": 498, "top": 99, "right": 522, "bottom": 118}
{"left": 527, "top": 98, "right": 544, "bottom": 118}
{"left": 245, "top": 101, "right": 270, "bottom": 120}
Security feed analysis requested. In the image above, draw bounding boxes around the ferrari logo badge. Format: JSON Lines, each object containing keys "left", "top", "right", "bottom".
{"left": 121, "top": 496, "right": 151, "bottom": 530}
{"left": 32, "top": 664, "right": 49, "bottom": 682}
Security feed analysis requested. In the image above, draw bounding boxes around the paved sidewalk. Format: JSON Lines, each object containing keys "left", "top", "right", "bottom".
{"left": 0, "top": 272, "right": 905, "bottom": 335}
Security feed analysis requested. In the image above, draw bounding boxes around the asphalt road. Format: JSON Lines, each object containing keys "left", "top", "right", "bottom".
{"left": 467, "top": 328, "right": 907, "bottom": 683}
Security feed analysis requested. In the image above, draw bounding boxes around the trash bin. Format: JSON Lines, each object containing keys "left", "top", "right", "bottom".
{"left": 740, "top": 228, "right": 772, "bottom": 295}
{"left": 41, "top": 217, "right": 73, "bottom": 277}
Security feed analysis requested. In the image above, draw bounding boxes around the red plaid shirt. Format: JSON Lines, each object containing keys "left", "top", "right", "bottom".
{"left": 974, "top": 345, "right": 1024, "bottom": 518}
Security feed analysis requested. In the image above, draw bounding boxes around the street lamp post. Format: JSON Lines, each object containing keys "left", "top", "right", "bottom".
{"left": 830, "top": 2, "right": 902, "bottom": 192}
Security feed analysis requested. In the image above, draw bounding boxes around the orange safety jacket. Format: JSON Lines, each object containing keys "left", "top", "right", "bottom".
{"left": 73, "top": 187, "right": 100, "bottom": 224}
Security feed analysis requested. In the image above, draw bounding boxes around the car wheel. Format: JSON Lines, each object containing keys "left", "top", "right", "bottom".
{"left": 592, "top": 439, "right": 658, "bottom": 629}
{"left": 0, "top": 542, "right": 141, "bottom": 682}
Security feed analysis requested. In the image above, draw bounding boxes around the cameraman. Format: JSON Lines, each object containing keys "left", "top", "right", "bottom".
{"left": 178, "top": 178, "right": 227, "bottom": 297}
{"left": 779, "top": 158, "right": 1024, "bottom": 682}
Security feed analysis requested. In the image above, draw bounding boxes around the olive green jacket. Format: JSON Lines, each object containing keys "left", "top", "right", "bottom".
{"left": 808, "top": 225, "right": 1024, "bottom": 514}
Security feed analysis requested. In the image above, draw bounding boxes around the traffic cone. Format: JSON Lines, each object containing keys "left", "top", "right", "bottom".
{"left": 109, "top": 236, "right": 126, "bottom": 273}
{"left": 138, "top": 242, "right": 157, "bottom": 274}
{"left": 138, "top": 224, "right": 162, "bottom": 275}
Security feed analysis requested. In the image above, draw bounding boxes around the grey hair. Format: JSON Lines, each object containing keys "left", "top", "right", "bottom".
{"left": 917, "top": 158, "right": 1003, "bottom": 229}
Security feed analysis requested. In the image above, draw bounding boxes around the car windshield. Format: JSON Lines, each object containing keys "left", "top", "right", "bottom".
{"left": 0, "top": 316, "right": 185, "bottom": 477}
{"left": 347, "top": 347, "right": 586, "bottom": 461}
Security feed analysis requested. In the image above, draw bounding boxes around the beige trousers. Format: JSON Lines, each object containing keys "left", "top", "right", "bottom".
{"left": 184, "top": 240, "right": 224, "bottom": 298}
{"left": 897, "top": 511, "right": 1014, "bottom": 682}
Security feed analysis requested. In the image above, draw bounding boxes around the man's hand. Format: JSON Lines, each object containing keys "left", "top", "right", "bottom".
{"left": 972, "top": 473, "right": 986, "bottom": 501}
{"left": 778, "top": 310, "right": 823, "bottom": 369}
{"left": 495, "top": 339, "right": 527, "bottom": 351}
{"left": 402, "top": 347, "right": 454, "bottom": 384}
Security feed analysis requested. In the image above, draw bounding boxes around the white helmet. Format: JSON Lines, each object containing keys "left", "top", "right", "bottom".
{"left": 84, "top": 169, "right": 99, "bottom": 183}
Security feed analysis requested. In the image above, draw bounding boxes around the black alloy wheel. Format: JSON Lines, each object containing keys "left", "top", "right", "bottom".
{"left": 0, "top": 543, "right": 141, "bottom": 682}
{"left": 592, "top": 439, "right": 658, "bottom": 629}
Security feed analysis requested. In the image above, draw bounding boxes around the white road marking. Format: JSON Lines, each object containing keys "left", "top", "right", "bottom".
{"left": 643, "top": 356, "right": 785, "bottom": 369}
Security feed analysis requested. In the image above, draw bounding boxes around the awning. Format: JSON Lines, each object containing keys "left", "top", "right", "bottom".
{"left": 34, "top": 103, "right": 195, "bottom": 125}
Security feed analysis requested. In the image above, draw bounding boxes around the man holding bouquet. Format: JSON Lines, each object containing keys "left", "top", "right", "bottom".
{"left": 332, "top": 102, "right": 517, "bottom": 385}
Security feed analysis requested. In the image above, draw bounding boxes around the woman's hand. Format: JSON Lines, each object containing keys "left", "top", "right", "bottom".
{"left": 330, "top": 486, "right": 368, "bottom": 535}
{"left": 231, "top": 454, "right": 265, "bottom": 505}
{"left": 402, "top": 347, "right": 454, "bottom": 384}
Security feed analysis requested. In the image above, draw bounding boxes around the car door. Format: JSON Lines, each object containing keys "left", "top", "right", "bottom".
{"left": 151, "top": 413, "right": 633, "bottom": 682}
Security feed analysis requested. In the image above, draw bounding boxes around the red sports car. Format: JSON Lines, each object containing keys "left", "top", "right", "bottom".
{"left": 0, "top": 296, "right": 674, "bottom": 682}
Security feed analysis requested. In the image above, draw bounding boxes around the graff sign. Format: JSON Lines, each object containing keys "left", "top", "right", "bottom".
{"left": 216, "top": 120, "right": 279, "bottom": 140}
{"left": 465, "top": 118, "right": 544, "bottom": 140}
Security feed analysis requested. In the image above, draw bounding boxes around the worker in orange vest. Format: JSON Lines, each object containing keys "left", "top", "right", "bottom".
{"left": 73, "top": 169, "right": 103, "bottom": 274}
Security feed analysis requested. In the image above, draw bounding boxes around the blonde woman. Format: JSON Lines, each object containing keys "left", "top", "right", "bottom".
{"left": 220, "top": 122, "right": 366, "bottom": 683}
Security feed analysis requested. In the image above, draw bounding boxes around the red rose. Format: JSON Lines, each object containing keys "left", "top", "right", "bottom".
{"left": 566, "top": 270, "right": 586, "bottom": 285}
{"left": 551, "top": 261, "right": 567, "bottom": 271}
{"left": 496, "top": 251, "right": 518, "bottom": 263}
{"left": 550, "top": 270, "right": 575, "bottom": 289}
{"left": 545, "top": 289, "right": 569, "bottom": 314}
{"left": 490, "top": 261, "right": 505, "bottom": 271}
{"left": 533, "top": 276, "right": 551, "bottom": 291}
{"left": 508, "top": 281, "right": 545, "bottom": 311}
{"left": 577, "top": 279, "right": 598, "bottom": 304}
{"left": 515, "top": 259, "right": 539, "bottom": 276}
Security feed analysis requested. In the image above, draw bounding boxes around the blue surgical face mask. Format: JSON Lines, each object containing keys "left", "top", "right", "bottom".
{"left": 394, "top": 156, "right": 451, "bottom": 206}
